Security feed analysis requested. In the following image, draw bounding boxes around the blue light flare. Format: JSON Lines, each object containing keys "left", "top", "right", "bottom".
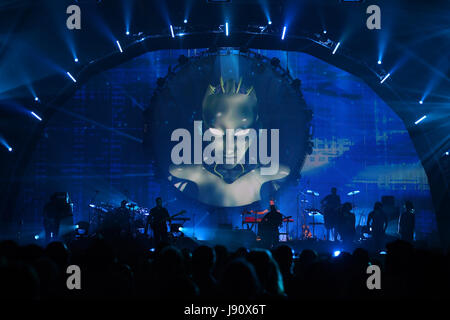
{"left": 67, "top": 72, "right": 77, "bottom": 83}
{"left": 281, "top": 26, "right": 287, "bottom": 40}
{"left": 31, "top": 111, "right": 42, "bottom": 121}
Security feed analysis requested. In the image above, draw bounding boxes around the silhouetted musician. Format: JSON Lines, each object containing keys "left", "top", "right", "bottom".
{"left": 145, "top": 197, "right": 170, "bottom": 245}
{"left": 320, "top": 187, "right": 341, "bottom": 241}
{"left": 260, "top": 201, "right": 283, "bottom": 248}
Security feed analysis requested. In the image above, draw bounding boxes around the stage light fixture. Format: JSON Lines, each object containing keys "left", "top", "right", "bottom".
{"left": 378, "top": 60, "right": 382, "bottom": 65}
{"left": 31, "top": 111, "right": 42, "bottom": 121}
{"left": 281, "top": 25, "right": 287, "bottom": 40}
{"left": 333, "top": 250, "right": 341, "bottom": 257}
{"left": 67, "top": 72, "right": 77, "bottom": 83}
{"left": 414, "top": 115, "right": 427, "bottom": 125}
{"left": 170, "top": 25, "right": 175, "bottom": 38}
{"left": 74, "top": 58, "right": 79, "bottom": 63}
{"left": 34, "top": 97, "right": 39, "bottom": 102}
{"left": 225, "top": 22, "right": 229, "bottom": 36}
{"left": 126, "top": 31, "right": 130, "bottom": 35}
{"left": 380, "top": 73, "right": 390, "bottom": 84}
{"left": 268, "top": 20, "right": 272, "bottom": 25}
{"left": 184, "top": 19, "right": 188, "bottom": 24}
{"left": 34, "top": 235, "right": 39, "bottom": 240}
{"left": 419, "top": 100, "right": 423, "bottom": 105}
{"left": 323, "top": 30, "right": 327, "bottom": 34}
{"left": 1, "top": 138, "right": 13, "bottom": 152}
{"left": 332, "top": 42, "right": 340, "bottom": 54}
{"left": 116, "top": 40, "right": 123, "bottom": 53}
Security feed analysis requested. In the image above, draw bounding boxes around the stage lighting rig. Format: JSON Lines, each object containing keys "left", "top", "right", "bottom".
{"left": 247, "top": 24, "right": 269, "bottom": 33}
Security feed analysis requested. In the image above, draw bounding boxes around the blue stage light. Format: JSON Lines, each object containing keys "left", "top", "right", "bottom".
{"left": 126, "top": 31, "right": 130, "bottom": 35}
{"left": 281, "top": 26, "right": 287, "bottom": 40}
{"left": 34, "top": 235, "right": 39, "bottom": 240}
{"left": 225, "top": 22, "right": 229, "bottom": 36}
{"left": 323, "top": 30, "right": 327, "bottom": 34}
{"left": 170, "top": 25, "right": 175, "bottom": 38}
{"left": 2, "top": 139, "right": 13, "bottom": 152}
{"left": 34, "top": 97, "right": 39, "bottom": 102}
{"left": 332, "top": 42, "right": 340, "bottom": 55}
{"left": 268, "top": 20, "right": 272, "bottom": 25}
{"left": 333, "top": 250, "right": 341, "bottom": 257}
{"left": 116, "top": 40, "right": 123, "bottom": 53}
{"left": 380, "top": 73, "right": 390, "bottom": 84}
{"left": 184, "top": 19, "right": 188, "bottom": 24}
{"left": 378, "top": 60, "right": 382, "bottom": 65}
{"left": 419, "top": 100, "right": 423, "bottom": 104}
{"left": 74, "top": 58, "right": 79, "bottom": 63}
{"left": 31, "top": 111, "right": 42, "bottom": 121}
{"left": 67, "top": 72, "right": 77, "bottom": 83}
{"left": 414, "top": 115, "right": 427, "bottom": 125}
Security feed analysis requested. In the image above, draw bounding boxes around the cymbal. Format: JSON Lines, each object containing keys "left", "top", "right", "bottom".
{"left": 305, "top": 208, "right": 322, "bottom": 215}
{"left": 306, "top": 190, "right": 320, "bottom": 197}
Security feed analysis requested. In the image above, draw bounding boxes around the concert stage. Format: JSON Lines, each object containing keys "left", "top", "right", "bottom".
{"left": 0, "top": 0, "right": 449, "bottom": 303}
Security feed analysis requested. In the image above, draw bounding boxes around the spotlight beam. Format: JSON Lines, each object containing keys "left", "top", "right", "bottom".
{"left": 380, "top": 73, "right": 391, "bottom": 84}
{"left": 414, "top": 115, "right": 427, "bottom": 125}
{"left": 170, "top": 25, "right": 175, "bottom": 38}
{"left": 116, "top": 40, "right": 123, "bottom": 53}
{"left": 66, "top": 72, "right": 77, "bottom": 83}
{"left": 52, "top": 106, "right": 143, "bottom": 143}
{"left": 281, "top": 26, "right": 287, "bottom": 40}
{"left": 332, "top": 42, "right": 340, "bottom": 55}
{"left": 31, "top": 111, "right": 42, "bottom": 121}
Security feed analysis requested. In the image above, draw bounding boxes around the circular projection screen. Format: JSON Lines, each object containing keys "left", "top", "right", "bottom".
{"left": 144, "top": 50, "right": 312, "bottom": 207}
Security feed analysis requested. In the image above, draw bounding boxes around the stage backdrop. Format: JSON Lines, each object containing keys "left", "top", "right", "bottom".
{"left": 16, "top": 49, "right": 437, "bottom": 242}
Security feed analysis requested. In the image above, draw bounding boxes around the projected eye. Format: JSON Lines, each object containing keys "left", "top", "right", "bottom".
{"left": 209, "top": 128, "right": 224, "bottom": 136}
{"left": 235, "top": 129, "right": 250, "bottom": 136}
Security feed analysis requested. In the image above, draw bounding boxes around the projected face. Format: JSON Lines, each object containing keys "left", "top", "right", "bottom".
{"left": 202, "top": 78, "right": 258, "bottom": 170}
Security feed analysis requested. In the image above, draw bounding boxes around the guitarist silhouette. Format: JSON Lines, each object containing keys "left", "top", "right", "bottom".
{"left": 145, "top": 197, "right": 186, "bottom": 245}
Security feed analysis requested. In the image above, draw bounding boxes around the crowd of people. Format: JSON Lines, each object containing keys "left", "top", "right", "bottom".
{"left": 1, "top": 191, "right": 439, "bottom": 300}
{"left": 0, "top": 236, "right": 448, "bottom": 300}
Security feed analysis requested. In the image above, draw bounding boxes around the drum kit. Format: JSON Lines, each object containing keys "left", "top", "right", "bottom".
{"left": 297, "top": 189, "right": 325, "bottom": 240}
{"left": 88, "top": 202, "right": 190, "bottom": 238}
{"left": 297, "top": 188, "right": 362, "bottom": 240}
